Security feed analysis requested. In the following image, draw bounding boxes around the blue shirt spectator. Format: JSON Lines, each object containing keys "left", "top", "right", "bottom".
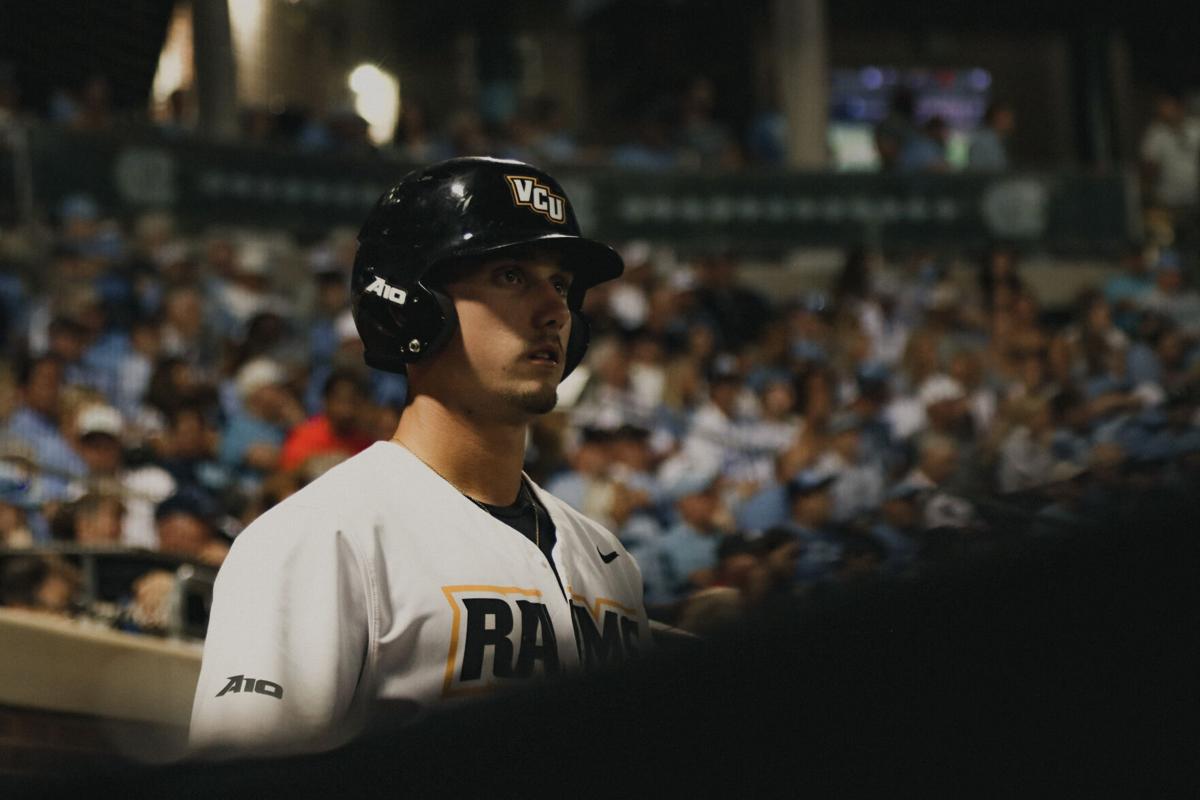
{"left": 2, "top": 356, "right": 87, "bottom": 504}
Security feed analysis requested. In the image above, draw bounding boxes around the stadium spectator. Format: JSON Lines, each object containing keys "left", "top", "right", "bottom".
{"left": 544, "top": 426, "right": 612, "bottom": 514}
{"left": 160, "top": 284, "right": 221, "bottom": 378}
{"left": 675, "top": 533, "right": 767, "bottom": 636}
{"left": 69, "top": 403, "right": 175, "bottom": 549}
{"left": 1104, "top": 246, "right": 1155, "bottom": 323}
{"left": 693, "top": 252, "right": 772, "bottom": 350}
{"left": 218, "top": 358, "right": 305, "bottom": 494}
{"left": 69, "top": 491, "right": 124, "bottom": 546}
{"left": 875, "top": 87, "right": 917, "bottom": 171}
{"left": 678, "top": 76, "right": 740, "bottom": 169}
{"left": 868, "top": 482, "right": 922, "bottom": 575}
{"left": 976, "top": 247, "right": 1026, "bottom": 317}
{"left": 153, "top": 487, "right": 228, "bottom": 566}
{"left": 0, "top": 447, "right": 35, "bottom": 546}
{"left": 653, "top": 460, "right": 727, "bottom": 605}
{"left": 158, "top": 402, "right": 230, "bottom": 503}
{"left": 113, "top": 317, "right": 162, "bottom": 420}
{"left": 1135, "top": 251, "right": 1200, "bottom": 334}
{"left": 904, "top": 434, "right": 979, "bottom": 531}
{"left": 3, "top": 354, "right": 86, "bottom": 505}
{"left": 781, "top": 469, "right": 844, "bottom": 583}
{"left": 898, "top": 116, "right": 950, "bottom": 173}
{"left": 210, "top": 239, "right": 292, "bottom": 336}
{"left": 279, "top": 370, "right": 373, "bottom": 474}
{"left": 611, "top": 102, "right": 680, "bottom": 171}
{"left": 996, "top": 396, "right": 1055, "bottom": 493}
{"left": 306, "top": 251, "right": 351, "bottom": 374}
{"left": 571, "top": 336, "right": 663, "bottom": 434}
{"left": 755, "top": 526, "right": 802, "bottom": 601}
{"left": 967, "top": 101, "right": 1015, "bottom": 171}
{"left": 815, "top": 411, "right": 885, "bottom": 523}
{"left": 0, "top": 554, "right": 81, "bottom": 615}
{"left": 1139, "top": 90, "right": 1200, "bottom": 215}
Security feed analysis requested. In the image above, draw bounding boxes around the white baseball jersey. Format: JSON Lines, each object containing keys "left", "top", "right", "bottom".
{"left": 189, "top": 441, "right": 650, "bottom": 755}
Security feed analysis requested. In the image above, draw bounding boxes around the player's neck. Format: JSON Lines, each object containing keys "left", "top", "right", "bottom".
{"left": 391, "top": 395, "right": 528, "bottom": 506}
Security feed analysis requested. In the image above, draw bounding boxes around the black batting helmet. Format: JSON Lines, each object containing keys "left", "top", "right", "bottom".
{"left": 350, "top": 157, "right": 624, "bottom": 378}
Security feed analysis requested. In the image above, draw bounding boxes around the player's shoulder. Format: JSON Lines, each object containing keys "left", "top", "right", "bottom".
{"left": 230, "top": 443, "right": 399, "bottom": 552}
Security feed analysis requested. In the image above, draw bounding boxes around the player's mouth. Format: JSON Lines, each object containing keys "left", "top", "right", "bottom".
{"left": 525, "top": 343, "right": 562, "bottom": 367}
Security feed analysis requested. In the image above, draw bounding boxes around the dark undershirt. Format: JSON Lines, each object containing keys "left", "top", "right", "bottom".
{"left": 472, "top": 481, "right": 564, "bottom": 595}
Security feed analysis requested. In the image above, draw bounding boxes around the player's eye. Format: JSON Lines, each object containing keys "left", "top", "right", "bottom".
{"left": 497, "top": 267, "right": 524, "bottom": 286}
{"left": 551, "top": 276, "right": 570, "bottom": 296}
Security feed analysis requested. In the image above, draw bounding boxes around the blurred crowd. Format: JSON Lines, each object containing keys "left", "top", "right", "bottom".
{"left": 1, "top": 67, "right": 1039, "bottom": 173}
{"left": 2, "top": 184, "right": 1200, "bottom": 638}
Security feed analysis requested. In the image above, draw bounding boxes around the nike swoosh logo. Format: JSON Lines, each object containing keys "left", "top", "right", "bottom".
{"left": 597, "top": 547, "right": 620, "bottom": 564}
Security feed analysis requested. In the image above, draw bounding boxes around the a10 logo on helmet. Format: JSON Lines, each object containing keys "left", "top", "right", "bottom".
{"left": 504, "top": 175, "right": 567, "bottom": 224}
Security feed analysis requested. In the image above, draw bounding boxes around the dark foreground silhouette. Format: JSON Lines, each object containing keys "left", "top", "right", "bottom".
{"left": 7, "top": 490, "right": 1199, "bottom": 796}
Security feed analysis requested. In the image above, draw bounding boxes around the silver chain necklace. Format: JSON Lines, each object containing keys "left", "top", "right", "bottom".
{"left": 465, "top": 480, "right": 540, "bottom": 548}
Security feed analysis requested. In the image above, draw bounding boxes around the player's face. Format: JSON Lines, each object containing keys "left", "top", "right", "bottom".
{"left": 435, "top": 253, "right": 573, "bottom": 420}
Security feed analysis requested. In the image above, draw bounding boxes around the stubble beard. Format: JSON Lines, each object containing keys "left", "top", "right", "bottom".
{"left": 503, "top": 382, "right": 560, "bottom": 416}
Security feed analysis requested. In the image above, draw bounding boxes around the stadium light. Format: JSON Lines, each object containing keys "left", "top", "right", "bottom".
{"left": 348, "top": 64, "right": 401, "bottom": 146}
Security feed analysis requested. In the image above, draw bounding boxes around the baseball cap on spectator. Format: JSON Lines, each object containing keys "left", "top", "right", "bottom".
{"left": 659, "top": 453, "right": 721, "bottom": 501}
{"left": 785, "top": 469, "right": 835, "bottom": 500}
{"left": 76, "top": 404, "right": 124, "bottom": 440}
{"left": 918, "top": 375, "right": 966, "bottom": 408}
{"left": 309, "top": 245, "right": 338, "bottom": 277}
{"left": 155, "top": 486, "right": 218, "bottom": 528}
{"left": 611, "top": 423, "right": 651, "bottom": 442}
{"left": 856, "top": 361, "right": 890, "bottom": 387}
{"left": 578, "top": 426, "right": 615, "bottom": 445}
{"left": 235, "top": 357, "right": 286, "bottom": 401}
{"left": 237, "top": 239, "right": 271, "bottom": 276}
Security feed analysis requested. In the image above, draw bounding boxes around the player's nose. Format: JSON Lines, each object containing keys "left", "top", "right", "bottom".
{"left": 531, "top": 275, "right": 569, "bottom": 331}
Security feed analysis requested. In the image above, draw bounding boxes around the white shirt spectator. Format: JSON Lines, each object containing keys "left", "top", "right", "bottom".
{"left": 813, "top": 450, "right": 885, "bottom": 523}
{"left": 997, "top": 427, "right": 1054, "bottom": 494}
{"left": 1140, "top": 117, "right": 1200, "bottom": 208}
{"left": 683, "top": 399, "right": 792, "bottom": 484}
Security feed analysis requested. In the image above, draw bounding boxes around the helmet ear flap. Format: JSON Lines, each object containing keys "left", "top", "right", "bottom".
{"left": 413, "top": 285, "right": 459, "bottom": 362}
{"left": 360, "top": 281, "right": 459, "bottom": 373}
{"left": 562, "top": 311, "right": 590, "bottom": 379}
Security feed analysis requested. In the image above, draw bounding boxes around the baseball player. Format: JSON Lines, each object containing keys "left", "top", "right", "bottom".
{"left": 189, "top": 158, "right": 650, "bottom": 756}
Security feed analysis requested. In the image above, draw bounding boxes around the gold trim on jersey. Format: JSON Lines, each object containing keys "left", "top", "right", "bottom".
{"left": 567, "top": 586, "right": 639, "bottom": 621}
{"left": 440, "top": 584, "right": 543, "bottom": 698}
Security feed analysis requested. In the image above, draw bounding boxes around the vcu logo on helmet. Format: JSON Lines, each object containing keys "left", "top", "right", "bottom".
{"left": 504, "top": 175, "right": 567, "bottom": 224}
